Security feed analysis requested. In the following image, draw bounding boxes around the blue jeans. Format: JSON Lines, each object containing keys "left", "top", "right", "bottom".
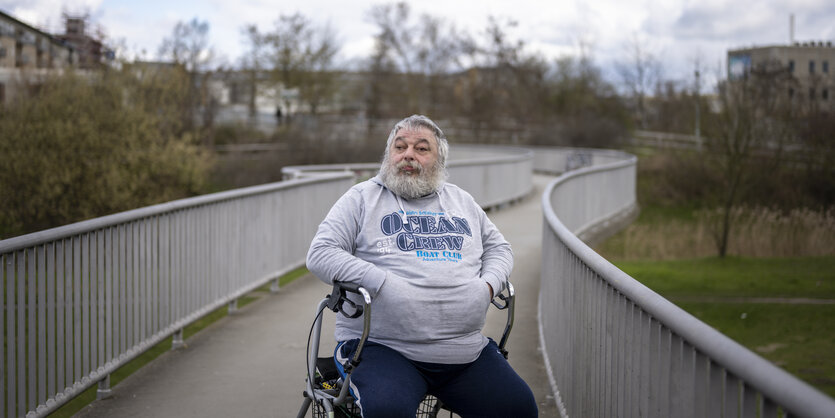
{"left": 335, "top": 339, "right": 538, "bottom": 418}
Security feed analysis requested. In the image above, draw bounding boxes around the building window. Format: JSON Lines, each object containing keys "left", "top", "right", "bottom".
{"left": 788, "top": 60, "right": 795, "bottom": 73}
{"left": 0, "top": 47, "right": 5, "bottom": 58}
{"left": 809, "top": 60, "right": 815, "bottom": 74}
{"left": 824, "top": 89, "right": 829, "bottom": 101}
{"left": 789, "top": 87, "right": 794, "bottom": 98}
{"left": 824, "top": 61, "right": 830, "bottom": 73}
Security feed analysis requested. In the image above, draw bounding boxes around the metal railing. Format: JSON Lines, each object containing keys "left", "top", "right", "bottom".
{"left": 1, "top": 144, "right": 532, "bottom": 418}
{"left": 538, "top": 149, "right": 835, "bottom": 417}
{"left": 7, "top": 140, "right": 833, "bottom": 418}
{"left": 632, "top": 130, "right": 704, "bottom": 150}
{"left": 0, "top": 174, "right": 354, "bottom": 418}
{"left": 283, "top": 144, "right": 534, "bottom": 210}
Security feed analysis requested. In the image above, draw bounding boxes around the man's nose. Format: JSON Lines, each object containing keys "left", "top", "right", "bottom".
{"left": 402, "top": 146, "right": 415, "bottom": 160}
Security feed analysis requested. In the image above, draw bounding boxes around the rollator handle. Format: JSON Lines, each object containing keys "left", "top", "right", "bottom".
{"left": 327, "top": 282, "right": 370, "bottom": 319}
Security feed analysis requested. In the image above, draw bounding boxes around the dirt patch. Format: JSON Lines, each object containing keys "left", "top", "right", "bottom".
{"left": 755, "top": 343, "right": 788, "bottom": 353}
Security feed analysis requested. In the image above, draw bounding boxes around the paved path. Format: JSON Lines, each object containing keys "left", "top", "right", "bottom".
{"left": 76, "top": 175, "right": 558, "bottom": 418}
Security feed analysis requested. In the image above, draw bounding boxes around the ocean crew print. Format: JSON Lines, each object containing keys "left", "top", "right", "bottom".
{"left": 379, "top": 210, "right": 472, "bottom": 263}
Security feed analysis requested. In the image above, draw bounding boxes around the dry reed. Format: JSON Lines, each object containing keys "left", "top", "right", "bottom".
{"left": 597, "top": 207, "right": 835, "bottom": 260}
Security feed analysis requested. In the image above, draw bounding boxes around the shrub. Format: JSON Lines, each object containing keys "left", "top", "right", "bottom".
{"left": 0, "top": 69, "right": 213, "bottom": 238}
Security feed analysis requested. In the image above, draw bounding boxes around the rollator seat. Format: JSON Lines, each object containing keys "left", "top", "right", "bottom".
{"left": 316, "top": 357, "right": 340, "bottom": 383}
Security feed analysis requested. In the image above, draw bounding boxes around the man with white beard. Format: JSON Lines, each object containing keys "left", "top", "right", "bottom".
{"left": 307, "top": 115, "right": 537, "bottom": 418}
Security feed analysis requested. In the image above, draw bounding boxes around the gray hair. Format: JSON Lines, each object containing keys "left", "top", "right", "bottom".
{"left": 384, "top": 115, "right": 449, "bottom": 167}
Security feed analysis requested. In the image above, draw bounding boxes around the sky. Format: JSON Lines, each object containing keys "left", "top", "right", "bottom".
{"left": 3, "top": 0, "right": 835, "bottom": 89}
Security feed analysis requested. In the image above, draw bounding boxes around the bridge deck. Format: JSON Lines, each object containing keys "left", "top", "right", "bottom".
{"left": 76, "top": 175, "right": 558, "bottom": 418}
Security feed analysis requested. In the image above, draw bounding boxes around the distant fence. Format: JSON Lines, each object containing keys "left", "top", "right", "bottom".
{"left": 283, "top": 144, "right": 534, "bottom": 210}
{"left": 631, "top": 130, "right": 703, "bottom": 150}
{"left": 538, "top": 149, "right": 835, "bottom": 417}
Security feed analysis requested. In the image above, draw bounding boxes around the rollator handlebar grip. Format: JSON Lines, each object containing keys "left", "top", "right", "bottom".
{"left": 327, "top": 282, "right": 370, "bottom": 319}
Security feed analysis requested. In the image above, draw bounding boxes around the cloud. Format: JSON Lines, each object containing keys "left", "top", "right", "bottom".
{"left": 795, "top": 4, "right": 835, "bottom": 40}
{"left": 3, "top": 0, "right": 833, "bottom": 87}
{"left": 674, "top": 2, "right": 777, "bottom": 42}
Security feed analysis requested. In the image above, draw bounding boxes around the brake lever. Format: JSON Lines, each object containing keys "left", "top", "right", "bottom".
{"left": 326, "top": 282, "right": 367, "bottom": 318}
{"left": 339, "top": 297, "right": 363, "bottom": 318}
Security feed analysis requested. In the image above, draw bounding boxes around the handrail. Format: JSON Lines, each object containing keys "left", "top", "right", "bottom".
{"left": 2, "top": 144, "right": 532, "bottom": 418}
{"left": 1, "top": 172, "right": 354, "bottom": 417}
{"left": 282, "top": 144, "right": 534, "bottom": 210}
{"left": 0, "top": 174, "right": 348, "bottom": 254}
{"left": 7, "top": 141, "right": 833, "bottom": 418}
{"left": 538, "top": 149, "right": 835, "bottom": 417}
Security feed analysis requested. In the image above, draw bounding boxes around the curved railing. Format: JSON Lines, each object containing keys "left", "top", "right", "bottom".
{"left": 6, "top": 142, "right": 833, "bottom": 418}
{"left": 539, "top": 149, "right": 835, "bottom": 417}
{"left": 283, "top": 144, "right": 534, "bottom": 209}
{"left": 0, "top": 144, "right": 532, "bottom": 418}
{"left": 0, "top": 174, "right": 354, "bottom": 417}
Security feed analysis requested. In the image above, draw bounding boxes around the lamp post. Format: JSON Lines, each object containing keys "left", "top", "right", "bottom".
{"left": 694, "top": 69, "right": 702, "bottom": 151}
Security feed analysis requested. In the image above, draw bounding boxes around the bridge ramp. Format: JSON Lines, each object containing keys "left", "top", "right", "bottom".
{"left": 76, "top": 175, "right": 558, "bottom": 417}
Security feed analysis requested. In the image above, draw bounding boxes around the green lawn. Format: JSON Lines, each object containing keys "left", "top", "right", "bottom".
{"left": 614, "top": 256, "right": 835, "bottom": 299}
{"left": 677, "top": 302, "right": 835, "bottom": 398}
{"left": 613, "top": 256, "right": 835, "bottom": 398}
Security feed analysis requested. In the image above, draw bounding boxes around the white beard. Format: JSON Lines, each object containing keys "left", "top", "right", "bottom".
{"left": 379, "top": 157, "right": 447, "bottom": 199}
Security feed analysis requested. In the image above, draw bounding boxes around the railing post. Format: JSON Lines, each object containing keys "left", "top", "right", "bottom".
{"left": 228, "top": 299, "right": 238, "bottom": 314}
{"left": 97, "top": 375, "right": 112, "bottom": 399}
{"left": 270, "top": 278, "right": 280, "bottom": 293}
{"left": 172, "top": 329, "right": 184, "bottom": 350}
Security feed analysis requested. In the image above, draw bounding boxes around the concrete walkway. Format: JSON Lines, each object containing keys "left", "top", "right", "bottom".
{"left": 76, "top": 175, "right": 558, "bottom": 418}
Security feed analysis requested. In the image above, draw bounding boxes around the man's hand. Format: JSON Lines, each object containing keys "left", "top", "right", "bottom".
{"left": 487, "top": 282, "right": 494, "bottom": 300}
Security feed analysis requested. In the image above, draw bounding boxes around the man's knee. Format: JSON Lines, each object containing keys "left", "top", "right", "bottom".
{"left": 501, "top": 383, "right": 538, "bottom": 417}
{"left": 358, "top": 398, "right": 422, "bottom": 418}
{"left": 348, "top": 342, "right": 427, "bottom": 418}
{"left": 468, "top": 380, "right": 538, "bottom": 417}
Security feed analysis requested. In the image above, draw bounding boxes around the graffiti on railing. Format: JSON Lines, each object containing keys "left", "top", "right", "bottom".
{"left": 565, "top": 151, "right": 593, "bottom": 172}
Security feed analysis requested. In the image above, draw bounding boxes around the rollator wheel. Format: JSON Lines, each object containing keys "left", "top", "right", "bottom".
{"left": 417, "top": 394, "right": 445, "bottom": 417}
{"left": 311, "top": 400, "right": 361, "bottom": 418}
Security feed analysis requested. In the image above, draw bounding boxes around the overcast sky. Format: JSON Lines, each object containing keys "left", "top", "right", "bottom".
{"left": 4, "top": 0, "right": 834, "bottom": 88}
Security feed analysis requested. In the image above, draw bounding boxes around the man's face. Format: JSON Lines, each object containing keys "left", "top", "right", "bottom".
{"left": 379, "top": 125, "right": 446, "bottom": 199}
{"left": 388, "top": 126, "right": 439, "bottom": 176}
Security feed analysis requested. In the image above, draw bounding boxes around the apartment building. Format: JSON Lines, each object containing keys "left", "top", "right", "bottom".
{"left": 56, "top": 15, "right": 111, "bottom": 70}
{"left": 0, "top": 9, "right": 76, "bottom": 104}
{"left": 728, "top": 42, "right": 835, "bottom": 111}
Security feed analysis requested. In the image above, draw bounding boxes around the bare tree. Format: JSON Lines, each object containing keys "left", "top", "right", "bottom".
{"left": 297, "top": 23, "right": 340, "bottom": 115}
{"left": 240, "top": 24, "right": 268, "bottom": 119}
{"left": 158, "top": 18, "right": 217, "bottom": 140}
{"left": 616, "top": 33, "right": 662, "bottom": 129}
{"left": 159, "top": 18, "right": 214, "bottom": 72}
{"left": 702, "top": 61, "right": 796, "bottom": 257}
{"left": 547, "top": 54, "right": 628, "bottom": 147}
{"left": 455, "top": 16, "right": 549, "bottom": 141}
{"left": 262, "top": 13, "right": 341, "bottom": 119}
{"left": 366, "top": 2, "right": 463, "bottom": 116}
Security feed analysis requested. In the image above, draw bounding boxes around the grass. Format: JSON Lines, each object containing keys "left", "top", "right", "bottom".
{"left": 48, "top": 267, "right": 309, "bottom": 417}
{"left": 614, "top": 256, "right": 835, "bottom": 398}
{"left": 600, "top": 147, "right": 835, "bottom": 399}
{"left": 613, "top": 256, "right": 835, "bottom": 299}
{"left": 676, "top": 302, "right": 835, "bottom": 398}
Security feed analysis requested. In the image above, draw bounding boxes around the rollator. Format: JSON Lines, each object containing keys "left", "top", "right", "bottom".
{"left": 296, "top": 280, "right": 516, "bottom": 418}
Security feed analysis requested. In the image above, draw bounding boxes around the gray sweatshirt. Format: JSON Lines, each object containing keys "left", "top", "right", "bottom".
{"left": 306, "top": 175, "right": 513, "bottom": 364}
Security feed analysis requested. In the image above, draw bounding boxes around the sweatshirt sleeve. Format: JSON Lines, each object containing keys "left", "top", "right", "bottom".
{"left": 306, "top": 188, "right": 388, "bottom": 296}
{"left": 478, "top": 209, "right": 513, "bottom": 296}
